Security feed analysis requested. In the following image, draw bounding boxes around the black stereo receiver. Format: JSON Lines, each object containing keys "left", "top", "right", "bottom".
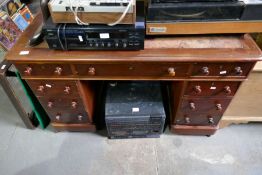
{"left": 105, "top": 82, "right": 166, "bottom": 139}
{"left": 43, "top": 2, "right": 144, "bottom": 51}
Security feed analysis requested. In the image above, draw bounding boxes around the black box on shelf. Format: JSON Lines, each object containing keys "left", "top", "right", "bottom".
{"left": 105, "top": 81, "right": 166, "bottom": 139}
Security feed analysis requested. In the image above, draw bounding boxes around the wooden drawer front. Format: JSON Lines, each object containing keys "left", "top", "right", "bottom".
{"left": 26, "top": 80, "right": 79, "bottom": 97}
{"left": 48, "top": 109, "right": 89, "bottom": 124}
{"left": 16, "top": 64, "right": 72, "bottom": 77}
{"left": 38, "top": 98, "right": 85, "bottom": 113}
{"left": 184, "top": 81, "right": 241, "bottom": 97}
{"left": 179, "top": 98, "right": 232, "bottom": 115}
{"left": 191, "top": 62, "right": 254, "bottom": 77}
{"left": 74, "top": 63, "right": 190, "bottom": 78}
{"left": 175, "top": 113, "right": 221, "bottom": 126}
{"left": 36, "top": 97, "right": 89, "bottom": 124}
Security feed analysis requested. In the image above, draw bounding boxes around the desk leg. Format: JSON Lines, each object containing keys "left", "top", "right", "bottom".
{"left": 0, "top": 60, "right": 37, "bottom": 129}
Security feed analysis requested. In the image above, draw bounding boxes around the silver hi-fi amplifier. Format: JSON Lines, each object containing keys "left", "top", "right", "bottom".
{"left": 49, "top": 0, "right": 135, "bottom": 13}
{"left": 48, "top": 0, "right": 136, "bottom": 24}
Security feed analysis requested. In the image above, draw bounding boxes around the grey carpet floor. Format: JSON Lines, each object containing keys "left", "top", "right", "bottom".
{"left": 0, "top": 84, "right": 262, "bottom": 175}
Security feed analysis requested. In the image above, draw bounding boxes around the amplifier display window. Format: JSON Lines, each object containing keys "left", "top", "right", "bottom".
{"left": 86, "top": 32, "right": 128, "bottom": 39}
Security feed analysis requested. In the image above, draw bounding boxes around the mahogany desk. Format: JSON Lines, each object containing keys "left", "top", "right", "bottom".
{"left": 5, "top": 14, "right": 262, "bottom": 135}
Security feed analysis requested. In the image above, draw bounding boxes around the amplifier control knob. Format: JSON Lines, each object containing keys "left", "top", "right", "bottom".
{"left": 107, "top": 43, "right": 111, "bottom": 47}
{"left": 123, "top": 43, "right": 127, "bottom": 48}
{"left": 95, "top": 43, "right": 99, "bottom": 47}
{"left": 115, "top": 42, "right": 119, "bottom": 47}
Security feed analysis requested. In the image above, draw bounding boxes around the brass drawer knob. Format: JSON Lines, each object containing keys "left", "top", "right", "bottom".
{"left": 216, "top": 104, "right": 222, "bottom": 111}
{"left": 201, "top": 66, "right": 209, "bottom": 75}
{"left": 224, "top": 86, "right": 231, "bottom": 95}
{"left": 64, "top": 86, "right": 71, "bottom": 94}
{"left": 55, "top": 114, "right": 61, "bottom": 121}
{"left": 194, "top": 85, "right": 202, "bottom": 94}
{"left": 24, "top": 66, "right": 32, "bottom": 75}
{"left": 47, "top": 101, "right": 53, "bottom": 108}
{"left": 189, "top": 102, "right": 196, "bottom": 110}
{"left": 88, "top": 67, "right": 96, "bottom": 76}
{"left": 78, "top": 115, "right": 83, "bottom": 121}
{"left": 168, "top": 67, "right": 176, "bottom": 76}
{"left": 37, "top": 85, "right": 45, "bottom": 93}
{"left": 208, "top": 117, "right": 214, "bottom": 124}
{"left": 235, "top": 66, "right": 243, "bottom": 75}
{"left": 54, "top": 67, "right": 63, "bottom": 75}
{"left": 185, "top": 117, "right": 190, "bottom": 124}
{"left": 71, "top": 101, "right": 77, "bottom": 109}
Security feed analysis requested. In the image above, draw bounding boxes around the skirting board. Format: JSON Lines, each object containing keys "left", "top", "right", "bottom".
{"left": 220, "top": 116, "right": 262, "bottom": 128}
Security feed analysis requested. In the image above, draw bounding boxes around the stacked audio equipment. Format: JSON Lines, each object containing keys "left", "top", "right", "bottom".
{"left": 105, "top": 82, "right": 166, "bottom": 139}
{"left": 146, "top": 0, "right": 262, "bottom": 35}
{"left": 43, "top": 1, "right": 145, "bottom": 50}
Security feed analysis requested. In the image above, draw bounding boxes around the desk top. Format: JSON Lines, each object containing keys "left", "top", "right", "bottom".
{"left": 5, "top": 13, "right": 262, "bottom": 63}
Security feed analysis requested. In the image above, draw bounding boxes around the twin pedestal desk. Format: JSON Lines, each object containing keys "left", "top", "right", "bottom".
{"left": 5, "top": 16, "right": 262, "bottom": 136}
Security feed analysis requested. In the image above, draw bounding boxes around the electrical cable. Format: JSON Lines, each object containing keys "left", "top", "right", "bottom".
{"left": 57, "top": 24, "right": 65, "bottom": 50}
{"left": 69, "top": 0, "right": 89, "bottom": 25}
{"left": 63, "top": 23, "right": 68, "bottom": 50}
{"left": 107, "top": 0, "right": 134, "bottom": 26}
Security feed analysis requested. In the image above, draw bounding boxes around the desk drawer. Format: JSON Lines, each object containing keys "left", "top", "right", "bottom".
{"left": 48, "top": 109, "right": 89, "bottom": 124}
{"left": 26, "top": 80, "right": 79, "bottom": 97}
{"left": 184, "top": 81, "right": 241, "bottom": 97}
{"left": 74, "top": 63, "right": 190, "bottom": 78}
{"left": 15, "top": 64, "right": 73, "bottom": 77}
{"left": 38, "top": 98, "right": 85, "bottom": 112}
{"left": 179, "top": 98, "right": 232, "bottom": 115}
{"left": 191, "top": 62, "right": 254, "bottom": 77}
{"left": 175, "top": 113, "right": 222, "bottom": 126}
{"left": 36, "top": 97, "right": 89, "bottom": 124}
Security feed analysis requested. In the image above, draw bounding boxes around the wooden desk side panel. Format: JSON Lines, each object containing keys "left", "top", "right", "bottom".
{"left": 77, "top": 81, "right": 95, "bottom": 123}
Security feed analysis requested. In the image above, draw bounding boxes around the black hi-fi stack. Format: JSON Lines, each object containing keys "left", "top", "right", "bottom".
{"left": 105, "top": 82, "right": 166, "bottom": 139}
{"left": 43, "top": 1, "right": 145, "bottom": 50}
